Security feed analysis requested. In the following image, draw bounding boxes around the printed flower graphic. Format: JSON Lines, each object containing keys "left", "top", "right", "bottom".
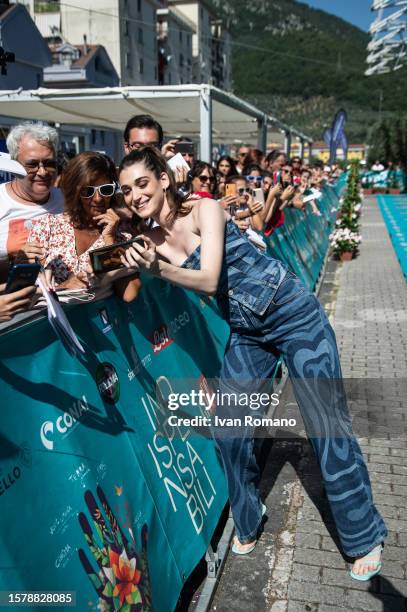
{"left": 78, "top": 486, "right": 152, "bottom": 611}
{"left": 106, "top": 548, "right": 141, "bottom": 607}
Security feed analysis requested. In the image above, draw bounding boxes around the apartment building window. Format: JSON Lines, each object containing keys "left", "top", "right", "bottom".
{"left": 180, "top": 53, "right": 184, "bottom": 68}
{"left": 124, "top": 20, "right": 129, "bottom": 36}
{"left": 126, "top": 52, "right": 132, "bottom": 71}
{"left": 138, "top": 28, "right": 143, "bottom": 45}
{"left": 139, "top": 58, "right": 144, "bottom": 74}
{"left": 179, "top": 30, "right": 182, "bottom": 43}
{"left": 137, "top": 0, "right": 141, "bottom": 12}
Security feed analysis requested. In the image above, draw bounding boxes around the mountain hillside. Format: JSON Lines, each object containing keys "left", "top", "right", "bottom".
{"left": 210, "top": 0, "right": 407, "bottom": 142}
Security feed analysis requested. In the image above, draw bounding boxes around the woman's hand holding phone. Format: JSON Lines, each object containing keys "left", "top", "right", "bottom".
{"left": 14, "top": 241, "right": 45, "bottom": 265}
{"left": 218, "top": 194, "right": 238, "bottom": 210}
{"left": 248, "top": 200, "right": 264, "bottom": 215}
{"left": 281, "top": 185, "right": 296, "bottom": 202}
{"left": 121, "top": 235, "right": 158, "bottom": 274}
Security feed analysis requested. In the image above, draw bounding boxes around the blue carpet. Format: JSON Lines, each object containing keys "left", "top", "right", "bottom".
{"left": 377, "top": 195, "right": 407, "bottom": 280}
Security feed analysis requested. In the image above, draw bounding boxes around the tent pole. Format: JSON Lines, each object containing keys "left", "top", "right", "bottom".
{"left": 308, "top": 141, "right": 313, "bottom": 161}
{"left": 257, "top": 114, "right": 267, "bottom": 153}
{"left": 200, "top": 86, "right": 212, "bottom": 163}
{"left": 284, "top": 130, "right": 291, "bottom": 157}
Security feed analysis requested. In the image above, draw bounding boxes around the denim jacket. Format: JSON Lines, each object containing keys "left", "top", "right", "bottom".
{"left": 181, "top": 221, "right": 288, "bottom": 325}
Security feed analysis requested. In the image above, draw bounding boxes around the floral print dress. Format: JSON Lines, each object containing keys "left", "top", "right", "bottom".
{"left": 28, "top": 212, "right": 131, "bottom": 285}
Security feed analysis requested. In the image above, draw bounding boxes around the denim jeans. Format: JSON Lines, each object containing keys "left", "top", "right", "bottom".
{"left": 213, "top": 271, "right": 388, "bottom": 555}
{"left": 182, "top": 222, "right": 387, "bottom": 556}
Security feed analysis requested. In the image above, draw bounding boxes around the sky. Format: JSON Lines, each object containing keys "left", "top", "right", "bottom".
{"left": 302, "top": 0, "right": 374, "bottom": 32}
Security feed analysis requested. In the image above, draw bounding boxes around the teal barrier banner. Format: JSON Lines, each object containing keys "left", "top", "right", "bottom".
{"left": 0, "top": 280, "right": 229, "bottom": 612}
{"left": 265, "top": 185, "right": 338, "bottom": 289}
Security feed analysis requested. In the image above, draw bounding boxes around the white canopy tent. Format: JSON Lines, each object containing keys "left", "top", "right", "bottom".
{"left": 0, "top": 84, "right": 312, "bottom": 162}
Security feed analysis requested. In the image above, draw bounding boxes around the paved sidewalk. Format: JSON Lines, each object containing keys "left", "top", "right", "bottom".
{"left": 210, "top": 197, "right": 407, "bottom": 612}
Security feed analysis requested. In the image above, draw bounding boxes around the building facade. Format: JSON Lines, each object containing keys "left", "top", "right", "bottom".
{"left": 211, "top": 18, "right": 231, "bottom": 90}
{"left": 59, "top": 0, "right": 159, "bottom": 85}
{"left": 0, "top": 2, "right": 51, "bottom": 89}
{"left": 168, "top": 0, "right": 213, "bottom": 84}
{"left": 44, "top": 42, "right": 120, "bottom": 88}
{"left": 156, "top": 6, "right": 194, "bottom": 85}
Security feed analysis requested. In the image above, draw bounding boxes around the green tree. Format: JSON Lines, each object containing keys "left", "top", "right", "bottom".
{"left": 368, "top": 121, "right": 392, "bottom": 165}
{"left": 391, "top": 118, "right": 407, "bottom": 169}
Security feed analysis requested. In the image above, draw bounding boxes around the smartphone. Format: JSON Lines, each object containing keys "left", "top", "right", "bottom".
{"left": 174, "top": 142, "right": 194, "bottom": 155}
{"left": 225, "top": 183, "right": 237, "bottom": 197}
{"left": 253, "top": 188, "right": 265, "bottom": 207}
{"left": 5, "top": 262, "right": 41, "bottom": 293}
{"left": 167, "top": 152, "right": 190, "bottom": 172}
{"left": 89, "top": 237, "right": 146, "bottom": 274}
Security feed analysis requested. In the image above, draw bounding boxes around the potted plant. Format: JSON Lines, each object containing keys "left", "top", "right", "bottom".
{"left": 330, "top": 162, "right": 362, "bottom": 261}
{"left": 329, "top": 228, "right": 362, "bottom": 261}
{"left": 388, "top": 173, "right": 401, "bottom": 195}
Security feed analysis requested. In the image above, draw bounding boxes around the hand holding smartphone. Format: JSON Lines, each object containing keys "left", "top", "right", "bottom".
{"left": 89, "top": 237, "right": 146, "bottom": 274}
{"left": 225, "top": 183, "right": 237, "bottom": 197}
{"left": 5, "top": 262, "right": 41, "bottom": 293}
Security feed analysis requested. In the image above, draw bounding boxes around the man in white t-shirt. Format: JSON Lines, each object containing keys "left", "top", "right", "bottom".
{"left": 0, "top": 122, "right": 64, "bottom": 281}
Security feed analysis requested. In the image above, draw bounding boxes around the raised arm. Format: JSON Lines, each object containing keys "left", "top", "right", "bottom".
{"left": 121, "top": 199, "right": 226, "bottom": 296}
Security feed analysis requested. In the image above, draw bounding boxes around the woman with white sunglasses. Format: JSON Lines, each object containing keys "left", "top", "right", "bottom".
{"left": 28, "top": 152, "right": 141, "bottom": 301}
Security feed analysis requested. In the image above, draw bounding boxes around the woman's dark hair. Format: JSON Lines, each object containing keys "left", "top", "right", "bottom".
{"left": 60, "top": 152, "right": 118, "bottom": 229}
{"left": 242, "top": 163, "right": 263, "bottom": 176}
{"left": 244, "top": 148, "right": 264, "bottom": 167}
{"left": 186, "top": 160, "right": 217, "bottom": 193}
{"left": 216, "top": 155, "right": 238, "bottom": 177}
{"left": 265, "top": 149, "right": 286, "bottom": 165}
{"left": 119, "top": 146, "right": 189, "bottom": 222}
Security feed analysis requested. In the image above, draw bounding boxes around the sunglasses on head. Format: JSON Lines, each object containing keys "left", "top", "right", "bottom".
{"left": 198, "top": 174, "right": 215, "bottom": 183}
{"left": 80, "top": 183, "right": 116, "bottom": 198}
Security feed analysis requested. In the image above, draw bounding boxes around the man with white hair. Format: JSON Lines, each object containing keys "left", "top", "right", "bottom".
{"left": 0, "top": 121, "right": 64, "bottom": 280}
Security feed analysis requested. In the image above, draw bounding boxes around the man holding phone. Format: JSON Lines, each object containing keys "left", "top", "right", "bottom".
{"left": 123, "top": 114, "right": 179, "bottom": 160}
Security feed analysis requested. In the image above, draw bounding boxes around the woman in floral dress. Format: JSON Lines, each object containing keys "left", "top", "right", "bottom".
{"left": 28, "top": 152, "right": 141, "bottom": 301}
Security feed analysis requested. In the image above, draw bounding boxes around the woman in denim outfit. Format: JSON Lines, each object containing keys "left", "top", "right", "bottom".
{"left": 119, "top": 147, "right": 386, "bottom": 580}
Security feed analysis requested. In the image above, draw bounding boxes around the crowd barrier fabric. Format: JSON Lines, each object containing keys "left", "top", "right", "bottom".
{"left": 0, "top": 184, "right": 341, "bottom": 611}
{"left": 0, "top": 282, "right": 230, "bottom": 612}
{"left": 265, "top": 184, "right": 338, "bottom": 290}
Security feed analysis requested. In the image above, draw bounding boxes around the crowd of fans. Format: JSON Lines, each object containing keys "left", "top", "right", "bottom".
{"left": 0, "top": 115, "right": 342, "bottom": 323}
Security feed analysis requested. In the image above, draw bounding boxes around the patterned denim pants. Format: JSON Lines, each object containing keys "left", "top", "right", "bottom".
{"left": 212, "top": 271, "right": 387, "bottom": 556}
